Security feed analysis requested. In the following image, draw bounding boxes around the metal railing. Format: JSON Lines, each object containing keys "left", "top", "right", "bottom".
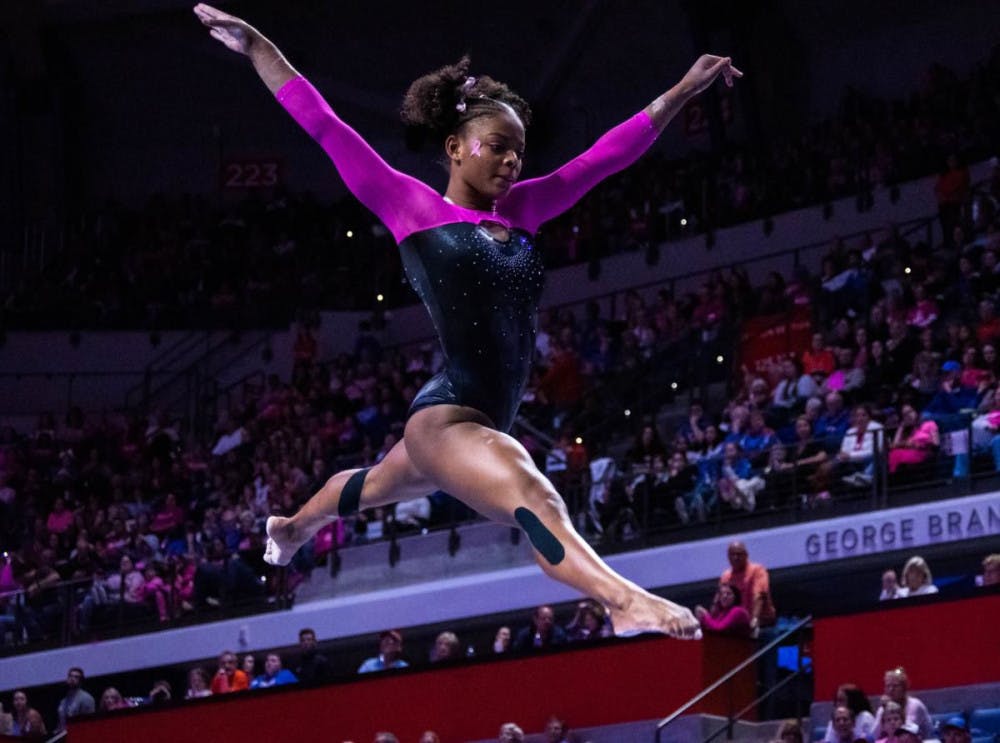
{"left": 654, "top": 615, "right": 813, "bottom": 743}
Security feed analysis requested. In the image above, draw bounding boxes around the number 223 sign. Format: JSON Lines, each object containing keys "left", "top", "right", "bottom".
{"left": 221, "top": 158, "right": 283, "bottom": 189}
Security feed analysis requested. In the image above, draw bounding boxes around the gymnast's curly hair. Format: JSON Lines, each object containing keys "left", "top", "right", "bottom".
{"left": 400, "top": 55, "right": 532, "bottom": 140}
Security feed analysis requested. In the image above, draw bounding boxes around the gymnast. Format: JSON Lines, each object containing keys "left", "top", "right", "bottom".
{"left": 194, "top": 3, "right": 741, "bottom": 638}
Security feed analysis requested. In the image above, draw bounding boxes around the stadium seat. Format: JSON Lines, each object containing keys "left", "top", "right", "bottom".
{"left": 970, "top": 708, "right": 1000, "bottom": 736}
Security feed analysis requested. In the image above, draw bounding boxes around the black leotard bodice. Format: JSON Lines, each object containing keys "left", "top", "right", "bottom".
{"left": 401, "top": 222, "right": 545, "bottom": 433}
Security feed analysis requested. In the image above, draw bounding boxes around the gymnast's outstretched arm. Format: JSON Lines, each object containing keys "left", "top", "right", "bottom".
{"left": 194, "top": 3, "right": 442, "bottom": 243}
{"left": 505, "top": 54, "right": 742, "bottom": 234}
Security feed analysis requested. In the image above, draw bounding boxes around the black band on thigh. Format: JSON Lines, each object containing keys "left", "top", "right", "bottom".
{"left": 514, "top": 507, "right": 565, "bottom": 566}
{"left": 339, "top": 468, "right": 370, "bottom": 517}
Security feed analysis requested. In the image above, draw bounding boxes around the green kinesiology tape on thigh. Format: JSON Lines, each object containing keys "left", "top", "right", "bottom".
{"left": 514, "top": 507, "right": 565, "bottom": 565}
{"left": 339, "top": 468, "right": 369, "bottom": 517}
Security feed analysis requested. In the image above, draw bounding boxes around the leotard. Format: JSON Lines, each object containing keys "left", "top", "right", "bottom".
{"left": 277, "top": 76, "right": 657, "bottom": 432}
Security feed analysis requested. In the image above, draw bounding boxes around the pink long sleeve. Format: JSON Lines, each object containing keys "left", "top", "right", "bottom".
{"left": 503, "top": 111, "right": 658, "bottom": 234}
{"left": 701, "top": 606, "right": 751, "bottom": 635}
{"left": 275, "top": 76, "right": 447, "bottom": 243}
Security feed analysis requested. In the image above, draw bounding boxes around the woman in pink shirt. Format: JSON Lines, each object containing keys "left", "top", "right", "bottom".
{"left": 694, "top": 583, "right": 751, "bottom": 637}
{"left": 887, "top": 404, "right": 940, "bottom": 475}
{"left": 46, "top": 497, "right": 74, "bottom": 535}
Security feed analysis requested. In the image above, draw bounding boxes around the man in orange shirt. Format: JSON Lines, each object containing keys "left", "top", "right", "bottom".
{"left": 802, "top": 333, "right": 835, "bottom": 376}
{"left": 210, "top": 650, "right": 250, "bottom": 694}
{"left": 719, "top": 541, "right": 776, "bottom": 634}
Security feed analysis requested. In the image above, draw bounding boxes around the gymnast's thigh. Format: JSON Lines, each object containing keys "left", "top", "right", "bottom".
{"left": 367, "top": 437, "right": 438, "bottom": 506}
{"left": 403, "top": 404, "right": 559, "bottom": 526}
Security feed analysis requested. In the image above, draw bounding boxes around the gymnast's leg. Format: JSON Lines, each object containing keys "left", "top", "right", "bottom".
{"left": 264, "top": 440, "right": 433, "bottom": 565}
{"left": 403, "top": 405, "right": 699, "bottom": 638}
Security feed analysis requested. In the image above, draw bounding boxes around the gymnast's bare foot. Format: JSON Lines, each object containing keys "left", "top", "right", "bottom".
{"left": 609, "top": 590, "right": 701, "bottom": 639}
{"left": 263, "top": 516, "right": 304, "bottom": 566}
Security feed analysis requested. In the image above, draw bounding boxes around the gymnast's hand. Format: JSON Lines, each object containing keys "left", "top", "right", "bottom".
{"left": 194, "top": 3, "right": 258, "bottom": 56}
{"left": 194, "top": 3, "right": 298, "bottom": 94}
{"left": 678, "top": 54, "right": 743, "bottom": 98}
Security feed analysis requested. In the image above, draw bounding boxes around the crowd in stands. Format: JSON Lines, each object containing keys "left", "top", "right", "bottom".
{"left": 4, "top": 50, "right": 1000, "bottom": 331}
{"left": 804, "top": 667, "right": 981, "bottom": 743}
{"left": 3, "top": 540, "right": 996, "bottom": 739}
{"left": 582, "top": 148, "right": 1000, "bottom": 535}
{"left": 0, "top": 601, "right": 617, "bottom": 739}
{"left": 2, "top": 133, "right": 1000, "bottom": 649}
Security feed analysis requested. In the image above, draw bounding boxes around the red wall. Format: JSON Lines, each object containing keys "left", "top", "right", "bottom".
{"left": 813, "top": 593, "right": 1000, "bottom": 695}
{"left": 68, "top": 634, "right": 755, "bottom": 743}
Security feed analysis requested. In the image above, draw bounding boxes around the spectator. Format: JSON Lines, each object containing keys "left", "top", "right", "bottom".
{"left": 149, "top": 492, "right": 185, "bottom": 536}
{"left": 738, "top": 411, "right": 780, "bottom": 469}
{"left": 358, "top": 629, "right": 408, "bottom": 673}
{"left": 565, "top": 599, "right": 611, "bottom": 642}
{"left": 146, "top": 679, "right": 172, "bottom": 705}
{"left": 770, "top": 359, "right": 818, "bottom": 422}
{"left": 429, "top": 631, "right": 462, "bottom": 663}
{"left": 716, "top": 442, "right": 764, "bottom": 513}
{"left": 898, "top": 556, "right": 938, "bottom": 598}
{"left": 185, "top": 667, "right": 212, "bottom": 699}
{"left": 142, "top": 562, "right": 171, "bottom": 623}
{"left": 981, "top": 553, "right": 1000, "bottom": 587}
{"left": 828, "top": 404, "right": 884, "bottom": 489}
{"left": 56, "top": 666, "right": 95, "bottom": 732}
{"left": 871, "top": 667, "right": 932, "bottom": 739}
{"left": 924, "top": 361, "right": 981, "bottom": 418}
{"left": 493, "top": 626, "right": 512, "bottom": 654}
{"left": 499, "top": 722, "right": 525, "bottom": 742}
{"left": 114, "top": 553, "right": 148, "bottom": 612}
{"left": 677, "top": 401, "right": 710, "bottom": 446}
{"left": 719, "top": 541, "right": 776, "bottom": 633}
{"left": 827, "top": 706, "right": 861, "bottom": 743}
{"left": 295, "top": 627, "right": 333, "bottom": 684}
{"left": 939, "top": 716, "right": 972, "bottom": 743}
{"left": 821, "top": 347, "right": 866, "bottom": 398}
{"left": 514, "top": 605, "right": 567, "bottom": 651}
{"left": 822, "top": 684, "right": 876, "bottom": 742}
{"left": 652, "top": 451, "right": 700, "bottom": 525}
{"left": 771, "top": 719, "right": 804, "bottom": 743}
{"left": 879, "top": 570, "right": 902, "bottom": 601}
{"left": 694, "top": 582, "right": 751, "bottom": 637}
{"left": 374, "top": 733, "right": 399, "bottom": 743}
{"left": 0, "top": 703, "right": 9, "bottom": 736}
{"left": 210, "top": 650, "right": 250, "bottom": 694}
{"left": 98, "top": 687, "right": 131, "bottom": 712}
{"left": 251, "top": 652, "right": 299, "bottom": 688}
{"left": 874, "top": 700, "right": 904, "bottom": 743}
{"left": 887, "top": 404, "right": 939, "bottom": 477}
{"left": 803, "top": 333, "right": 836, "bottom": 376}
{"left": 241, "top": 653, "right": 256, "bottom": 678}
{"left": 17, "top": 709, "right": 46, "bottom": 738}
{"left": 46, "top": 497, "right": 74, "bottom": 535}
{"left": 8, "top": 690, "right": 41, "bottom": 736}
{"left": 814, "top": 392, "right": 851, "bottom": 451}
{"left": 893, "top": 721, "right": 923, "bottom": 743}
{"left": 545, "top": 715, "right": 574, "bottom": 743}
{"left": 765, "top": 415, "right": 827, "bottom": 509}
{"left": 419, "top": 733, "right": 442, "bottom": 743}
{"left": 625, "top": 423, "right": 668, "bottom": 472}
